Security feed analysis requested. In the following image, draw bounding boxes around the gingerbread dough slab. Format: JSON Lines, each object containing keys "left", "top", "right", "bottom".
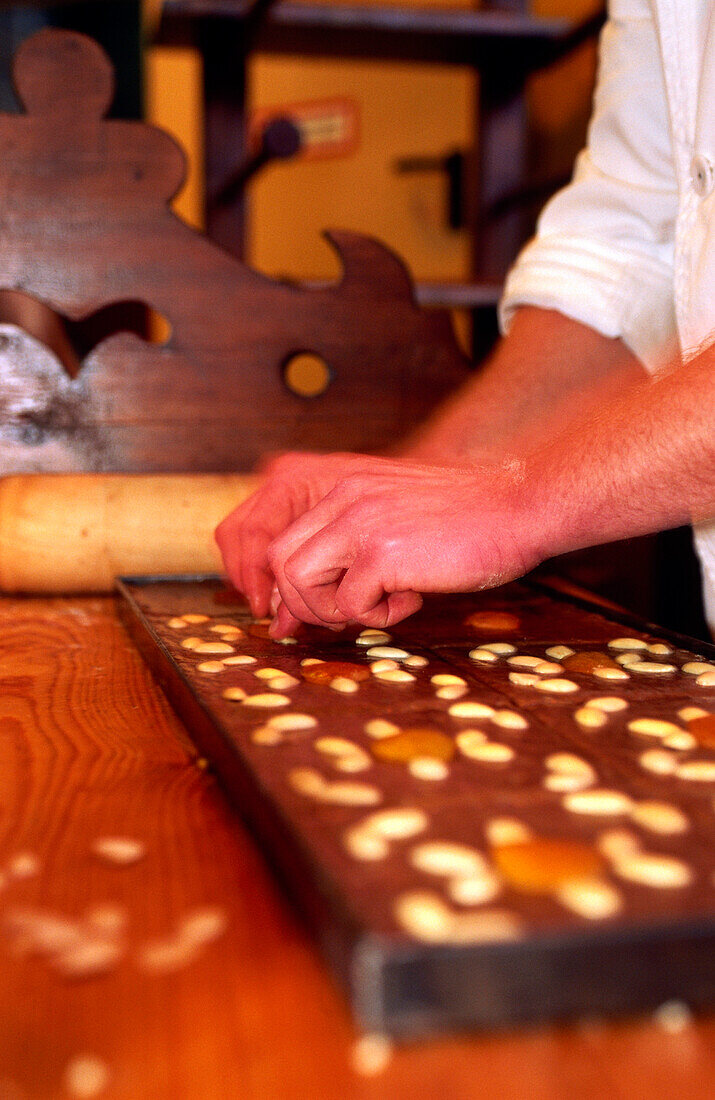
{"left": 117, "top": 576, "right": 715, "bottom": 1037}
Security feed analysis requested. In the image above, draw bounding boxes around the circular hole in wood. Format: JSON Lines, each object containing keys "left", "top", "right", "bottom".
{"left": 282, "top": 352, "right": 332, "bottom": 398}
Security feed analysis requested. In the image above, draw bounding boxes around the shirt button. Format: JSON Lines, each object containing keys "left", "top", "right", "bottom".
{"left": 691, "top": 154, "right": 714, "bottom": 197}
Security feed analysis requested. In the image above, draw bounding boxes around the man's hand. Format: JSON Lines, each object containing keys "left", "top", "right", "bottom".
{"left": 215, "top": 452, "right": 379, "bottom": 620}
{"left": 216, "top": 452, "right": 539, "bottom": 636}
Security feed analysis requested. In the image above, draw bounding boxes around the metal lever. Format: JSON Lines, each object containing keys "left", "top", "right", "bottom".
{"left": 213, "top": 116, "right": 302, "bottom": 207}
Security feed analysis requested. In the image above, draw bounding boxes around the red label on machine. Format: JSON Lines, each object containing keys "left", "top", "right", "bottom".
{"left": 251, "top": 98, "right": 360, "bottom": 160}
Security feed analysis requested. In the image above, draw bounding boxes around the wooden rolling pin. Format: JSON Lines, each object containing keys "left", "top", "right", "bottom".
{"left": 0, "top": 473, "right": 259, "bottom": 593}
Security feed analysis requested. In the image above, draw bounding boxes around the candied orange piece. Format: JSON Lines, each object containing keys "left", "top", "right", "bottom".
{"left": 688, "top": 713, "right": 715, "bottom": 749}
{"left": 301, "top": 661, "right": 370, "bottom": 685}
{"left": 371, "top": 728, "right": 455, "bottom": 763}
{"left": 563, "top": 651, "right": 619, "bottom": 674}
{"left": 464, "top": 611, "right": 520, "bottom": 632}
{"left": 493, "top": 839, "right": 604, "bottom": 894}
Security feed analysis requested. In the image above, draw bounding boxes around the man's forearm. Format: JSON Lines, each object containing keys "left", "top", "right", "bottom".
{"left": 530, "top": 339, "right": 715, "bottom": 563}
{"left": 216, "top": 306, "right": 713, "bottom": 635}
{"left": 403, "top": 307, "right": 648, "bottom": 464}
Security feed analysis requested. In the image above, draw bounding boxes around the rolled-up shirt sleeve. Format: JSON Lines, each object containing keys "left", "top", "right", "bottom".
{"left": 499, "top": 0, "right": 680, "bottom": 370}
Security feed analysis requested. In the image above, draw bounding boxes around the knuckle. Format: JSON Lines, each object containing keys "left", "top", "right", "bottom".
{"left": 333, "top": 474, "right": 367, "bottom": 501}
{"left": 261, "top": 452, "right": 299, "bottom": 484}
{"left": 275, "top": 450, "right": 313, "bottom": 474}
{"left": 263, "top": 451, "right": 292, "bottom": 473}
{"left": 281, "top": 552, "right": 307, "bottom": 587}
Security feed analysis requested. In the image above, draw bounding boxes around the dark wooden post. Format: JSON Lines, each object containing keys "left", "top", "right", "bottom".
{"left": 199, "top": 16, "right": 250, "bottom": 260}
{"left": 470, "top": 0, "right": 531, "bottom": 360}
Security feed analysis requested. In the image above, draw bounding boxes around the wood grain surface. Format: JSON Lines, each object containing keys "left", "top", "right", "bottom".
{"left": 0, "top": 594, "right": 712, "bottom": 1099}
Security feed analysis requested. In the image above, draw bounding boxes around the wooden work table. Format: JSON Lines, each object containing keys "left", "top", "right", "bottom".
{"left": 0, "top": 594, "right": 713, "bottom": 1099}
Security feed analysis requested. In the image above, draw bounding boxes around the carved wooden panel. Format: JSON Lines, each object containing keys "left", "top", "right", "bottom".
{"left": 0, "top": 29, "right": 469, "bottom": 473}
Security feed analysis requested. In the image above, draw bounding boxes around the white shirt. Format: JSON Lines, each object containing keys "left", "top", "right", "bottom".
{"left": 500, "top": 0, "right": 715, "bottom": 631}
